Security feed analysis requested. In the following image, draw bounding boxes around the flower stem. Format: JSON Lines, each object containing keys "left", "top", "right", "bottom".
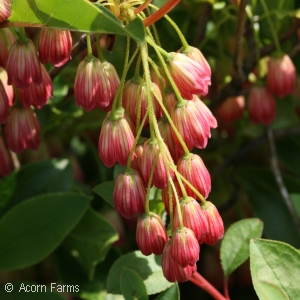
{"left": 86, "top": 33, "right": 93, "bottom": 57}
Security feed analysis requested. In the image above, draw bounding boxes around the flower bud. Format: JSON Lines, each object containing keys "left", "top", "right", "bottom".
{"left": 267, "top": 54, "right": 296, "bottom": 98}
{"left": 162, "top": 241, "right": 196, "bottom": 283}
{"left": 0, "top": 0, "right": 11, "bottom": 23}
{"left": 5, "top": 106, "right": 41, "bottom": 153}
{"left": 177, "top": 153, "right": 211, "bottom": 199}
{"left": 130, "top": 138, "right": 145, "bottom": 173}
{"left": 19, "top": 64, "right": 52, "bottom": 109}
{"left": 140, "top": 139, "right": 174, "bottom": 189}
{"left": 6, "top": 38, "right": 42, "bottom": 89}
{"left": 102, "top": 61, "right": 120, "bottom": 105}
{"left": 0, "top": 129, "right": 13, "bottom": 176}
{"left": 201, "top": 201, "right": 224, "bottom": 245}
{"left": 161, "top": 181, "right": 181, "bottom": 214}
{"left": 171, "top": 99, "right": 211, "bottom": 150}
{"left": 0, "top": 28, "right": 16, "bottom": 68}
{"left": 98, "top": 109, "right": 135, "bottom": 167}
{"left": 113, "top": 170, "right": 146, "bottom": 218}
{"left": 0, "top": 80, "right": 9, "bottom": 124}
{"left": 136, "top": 212, "right": 167, "bottom": 255}
{"left": 167, "top": 52, "right": 211, "bottom": 100}
{"left": 174, "top": 197, "right": 208, "bottom": 243}
{"left": 75, "top": 56, "right": 110, "bottom": 110}
{"left": 38, "top": 28, "right": 72, "bottom": 67}
{"left": 217, "top": 96, "right": 245, "bottom": 123}
{"left": 170, "top": 227, "right": 200, "bottom": 267}
{"left": 247, "top": 85, "right": 276, "bottom": 125}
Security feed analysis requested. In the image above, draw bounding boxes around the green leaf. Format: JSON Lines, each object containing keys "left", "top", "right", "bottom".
{"left": 253, "top": 280, "right": 289, "bottom": 300}
{"left": 250, "top": 239, "right": 300, "bottom": 300}
{"left": 120, "top": 268, "right": 148, "bottom": 300}
{"left": 220, "top": 218, "right": 263, "bottom": 277}
{"left": 8, "top": 0, "right": 145, "bottom": 42}
{"left": 0, "top": 281, "right": 65, "bottom": 300}
{"left": 93, "top": 181, "right": 115, "bottom": 208}
{"left": 107, "top": 251, "right": 173, "bottom": 295}
{"left": 0, "top": 193, "right": 90, "bottom": 271}
{"left": 63, "top": 207, "right": 119, "bottom": 279}
{"left": 0, "top": 159, "right": 72, "bottom": 214}
{"left": 157, "top": 284, "right": 180, "bottom": 300}
{"left": 290, "top": 194, "right": 300, "bottom": 219}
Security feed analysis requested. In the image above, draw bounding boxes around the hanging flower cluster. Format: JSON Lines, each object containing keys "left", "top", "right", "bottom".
{"left": 0, "top": 0, "right": 224, "bottom": 282}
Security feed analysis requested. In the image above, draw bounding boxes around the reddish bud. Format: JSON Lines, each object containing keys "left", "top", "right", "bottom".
{"left": 113, "top": 170, "right": 146, "bottom": 218}
{"left": 247, "top": 85, "right": 276, "bottom": 125}
{"left": 130, "top": 138, "right": 145, "bottom": 173}
{"left": 6, "top": 38, "right": 42, "bottom": 89}
{"left": 267, "top": 54, "right": 296, "bottom": 98}
{"left": 38, "top": 29, "right": 72, "bottom": 67}
{"left": 167, "top": 52, "right": 211, "bottom": 100}
{"left": 0, "top": 0, "right": 11, "bottom": 23}
{"left": 5, "top": 106, "right": 41, "bottom": 153}
{"left": 98, "top": 109, "right": 135, "bottom": 168}
{"left": 0, "top": 28, "right": 16, "bottom": 68}
{"left": 217, "top": 96, "right": 245, "bottom": 123}
{"left": 102, "top": 61, "right": 120, "bottom": 105}
{"left": 202, "top": 201, "right": 224, "bottom": 245}
{"left": 0, "top": 129, "right": 13, "bottom": 176}
{"left": 140, "top": 139, "right": 174, "bottom": 189}
{"left": 177, "top": 153, "right": 211, "bottom": 199}
{"left": 161, "top": 180, "right": 182, "bottom": 214}
{"left": 19, "top": 64, "right": 52, "bottom": 109}
{"left": 162, "top": 240, "right": 197, "bottom": 282}
{"left": 74, "top": 56, "right": 110, "bottom": 110}
{"left": 0, "top": 80, "right": 9, "bottom": 124}
{"left": 174, "top": 197, "right": 208, "bottom": 243}
{"left": 171, "top": 98, "right": 213, "bottom": 150}
{"left": 170, "top": 227, "right": 200, "bottom": 267}
{"left": 136, "top": 212, "right": 167, "bottom": 255}
{"left": 150, "top": 67, "right": 166, "bottom": 90}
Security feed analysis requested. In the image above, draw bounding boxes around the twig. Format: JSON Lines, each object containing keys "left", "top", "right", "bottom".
{"left": 267, "top": 127, "right": 300, "bottom": 237}
{"left": 193, "top": 2, "right": 212, "bottom": 47}
{"left": 49, "top": 34, "right": 104, "bottom": 80}
{"left": 190, "top": 272, "right": 228, "bottom": 300}
{"left": 233, "top": 0, "right": 247, "bottom": 84}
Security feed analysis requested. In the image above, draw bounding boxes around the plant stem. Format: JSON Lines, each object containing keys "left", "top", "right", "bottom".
{"left": 86, "top": 33, "right": 93, "bottom": 57}
{"left": 190, "top": 272, "right": 228, "bottom": 300}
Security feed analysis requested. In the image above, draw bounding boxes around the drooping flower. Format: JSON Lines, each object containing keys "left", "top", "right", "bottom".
{"left": 130, "top": 138, "right": 145, "bottom": 173}
{"left": 177, "top": 153, "right": 211, "bottom": 199}
{"left": 162, "top": 240, "right": 197, "bottom": 282}
{"left": 113, "top": 169, "right": 146, "bottom": 218}
{"left": 0, "top": 129, "right": 13, "bottom": 176}
{"left": 6, "top": 38, "right": 42, "bottom": 89}
{"left": 0, "top": 0, "right": 11, "bottom": 24}
{"left": 266, "top": 54, "right": 296, "bottom": 98}
{"left": 140, "top": 139, "right": 174, "bottom": 189}
{"left": 19, "top": 64, "right": 53, "bottom": 109}
{"left": 38, "top": 28, "right": 72, "bottom": 67}
{"left": 247, "top": 85, "right": 276, "bottom": 125}
{"left": 217, "top": 96, "right": 245, "bottom": 123}
{"left": 174, "top": 197, "right": 208, "bottom": 243}
{"left": 201, "top": 201, "right": 224, "bottom": 245}
{"left": 161, "top": 181, "right": 181, "bottom": 215}
{"left": 0, "top": 80, "right": 9, "bottom": 124}
{"left": 170, "top": 227, "right": 200, "bottom": 267}
{"left": 136, "top": 212, "right": 167, "bottom": 255}
{"left": 5, "top": 106, "right": 41, "bottom": 153}
{"left": 102, "top": 61, "right": 120, "bottom": 104}
{"left": 98, "top": 109, "right": 135, "bottom": 168}
{"left": 75, "top": 55, "right": 110, "bottom": 110}
{"left": 167, "top": 52, "right": 211, "bottom": 100}
{"left": 0, "top": 28, "right": 16, "bottom": 68}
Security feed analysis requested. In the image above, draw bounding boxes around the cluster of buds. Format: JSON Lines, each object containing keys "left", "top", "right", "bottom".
{"left": 0, "top": 0, "right": 224, "bottom": 283}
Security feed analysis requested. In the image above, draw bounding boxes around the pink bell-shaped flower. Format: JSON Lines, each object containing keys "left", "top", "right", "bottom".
{"left": 217, "top": 96, "right": 245, "bottom": 123}
{"left": 102, "top": 61, "right": 120, "bottom": 105}
{"left": 167, "top": 52, "right": 211, "bottom": 100}
{"left": 201, "top": 201, "right": 224, "bottom": 245}
{"left": 38, "top": 28, "right": 72, "bottom": 67}
{"left": 177, "top": 153, "right": 211, "bottom": 199}
{"left": 136, "top": 212, "right": 167, "bottom": 255}
{"left": 5, "top": 106, "right": 41, "bottom": 153}
{"left": 19, "top": 64, "right": 53, "bottom": 109}
{"left": 0, "top": 28, "right": 16, "bottom": 68}
{"left": 247, "top": 85, "right": 276, "bottom": 125}
{"left": 0, "top": 0, "right": 11, "bottom": 23}
{"left": 0, "top": 129, "right": 13, "bottom": 176}
{"left": 0, "top": 80, "right": 9, "bottom": 124}
{"left": 6, "top": 38, "right": 42, "bottom": 89}
{"left": 113, "top": 169, "right": 146, "bottom": 218}
{"left": 266, "top": 54, "right": 296, "bottom": 98}
{"left": 98, "top": 108, "right": 135, "bottom": 168}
